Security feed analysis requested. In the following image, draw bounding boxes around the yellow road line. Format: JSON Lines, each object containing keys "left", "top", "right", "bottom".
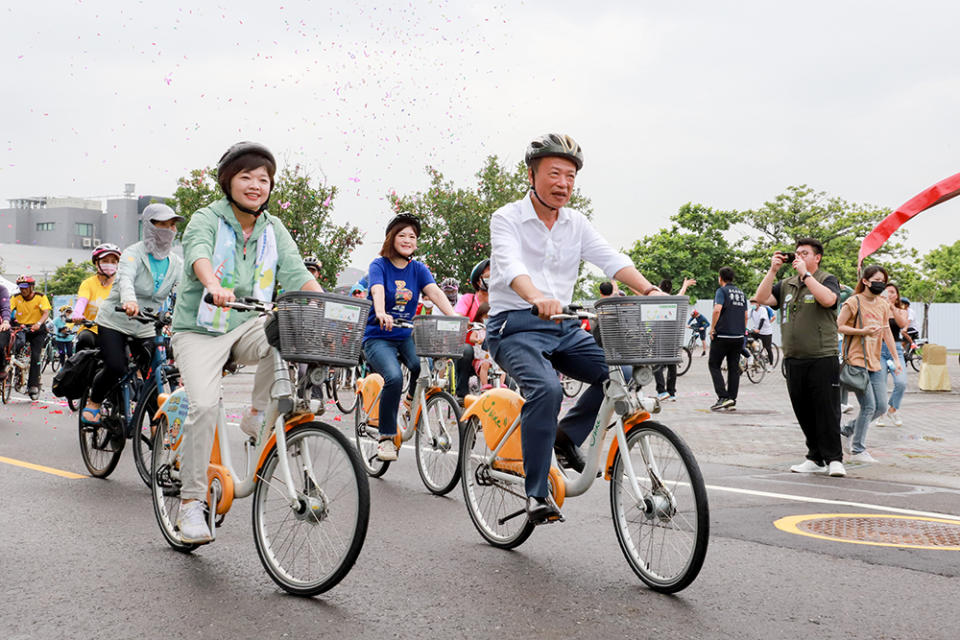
{"left": 0, "top": 456, "right": 87, "bottom": 479}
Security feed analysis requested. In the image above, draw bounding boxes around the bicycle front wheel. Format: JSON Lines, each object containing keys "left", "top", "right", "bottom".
{"left": 909, "top": 350, "right": 922, "bottom": 372}
{"left": 1, "top": 366, "right": 12, "bottom": 403}
{"left": 132, "top": 385, "right": 162, "bottom": 487}
{"left": 770, "top": 343, "right": 781, "bottom": 367}
{"left": 610, "top": 420, "right": 709, "bottom": 593}
{"left": 252, "top": 422, "right": 370, "bottom": 596}
{"left": 150, "top": 414, "right": 199, "bottom": 553}
{"left": 414, "top": 391, "right": 462, "bottom": 495}
{"left": 77, "top": 388, "right": 124, "bottom": 478}
{"left": 676, "top": 347, "right": 692, "bottom": 377}
{"left": 460, "top": 416, "right": 535, "bottom": 548}
{"left": 332, "top": 367, "right": 359, "bottom": 414}
{"left": 746, "top": 358, "right": 766, "bottom": 384}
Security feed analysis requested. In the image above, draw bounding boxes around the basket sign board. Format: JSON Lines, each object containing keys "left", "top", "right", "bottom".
{"left": 324, "top": 302, "right": 363, "bottom": 323}
{"left": 640, "top": 304, "right": 678, "bottom": 322}
{"left": 435, "top": 319, "right": 462, "bottom": 332}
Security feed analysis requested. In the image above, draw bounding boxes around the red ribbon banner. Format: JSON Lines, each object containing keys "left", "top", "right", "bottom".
{"left": 858, "top": 171, "right": 960, "bottom": 267}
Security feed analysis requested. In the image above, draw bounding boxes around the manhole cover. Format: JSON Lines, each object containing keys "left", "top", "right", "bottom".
{"left": 774, "top": 513, "right": 960, "bottom": 550}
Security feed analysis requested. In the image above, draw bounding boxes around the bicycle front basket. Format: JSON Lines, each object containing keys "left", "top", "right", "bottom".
{"left": 594, "top": 295, "right": 689, "bottom": 365}
{"left": 275, "top": 291, "right": 371, "bottom": 366}
{"left": 412, "top": 315, "right": 468, "bottom": 358}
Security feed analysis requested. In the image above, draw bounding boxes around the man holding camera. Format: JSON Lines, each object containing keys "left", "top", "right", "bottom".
{"left": 754, "top": 238, "right": 845, "bottom": 477}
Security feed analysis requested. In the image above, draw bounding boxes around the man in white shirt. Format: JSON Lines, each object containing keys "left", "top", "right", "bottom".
{"left": 486, "top": 133, "right": 663, "bottom": 522}
{"left": 747, "top": 299, "right": 775, "bottom": 366}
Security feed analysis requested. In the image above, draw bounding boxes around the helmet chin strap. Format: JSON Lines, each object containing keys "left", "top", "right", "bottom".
{"left": 226, "top": 191, "right": 271, "bottom": 217}
{"left": 529, "top": 176, "right": 557, "bottom": 212}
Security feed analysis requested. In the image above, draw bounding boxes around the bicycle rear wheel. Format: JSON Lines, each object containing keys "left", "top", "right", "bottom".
{"left": 460, "top": 416, "right": 535, "bottom": 548}
{"left": 332, "top": 367, "right": 359, "bottom": 414}
{"left": 252, "top": 421, "right": 370, "bottom": 596}
{"left": 676, "top": 347, "right": 692, "bottom": 377}
{"left": 559, "top": 374, "right": 583, "bottom": 398}
{"left": 354, "top": 392, "right": 390, "bottom": 477}
{"left": 609, "top": 420, "right": 709, "bottom": 593}
{"left": 77, "top": 388, "right": 124, "bottom": 478}
{"left": 150, "top": 414, "right": 199, "bottom": 553}
{"left": 414, "top": 391, "right": 462, "bottom": 495}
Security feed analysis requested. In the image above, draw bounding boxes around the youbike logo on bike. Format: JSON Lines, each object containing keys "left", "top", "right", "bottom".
{"left": 479, "top": 394, "right": 508, "bottom": 431}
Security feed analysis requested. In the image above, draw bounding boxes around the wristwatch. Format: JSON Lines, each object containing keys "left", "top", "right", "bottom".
{"left": 800, "top": 272, "right": 810, "bottom": 282}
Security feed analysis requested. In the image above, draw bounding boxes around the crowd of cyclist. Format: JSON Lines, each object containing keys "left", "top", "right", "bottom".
{"left": 1, "top": 131, "right": 923, "bottom": 548}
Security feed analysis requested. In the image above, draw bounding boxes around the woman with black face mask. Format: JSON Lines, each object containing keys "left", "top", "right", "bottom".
{"left": 836, "top": 265, "right": 901, "bottom": 464}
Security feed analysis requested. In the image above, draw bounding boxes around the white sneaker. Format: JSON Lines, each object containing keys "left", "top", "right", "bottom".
{"left": 840, "top": 403, "right": 853, "bottom": 414}
{"left": 377, "top": 438, "right": 398, "bottom": 461}
{"left": 875, "top": 415, "right": 888, "bottom": 427}
{"left": 828, "top": 461, "right": 846, "bottom": 477}
{"left": 889, "top": 410, "right": 903, "bottom": 427}
{"left": 177, "top": 501, "right": 212, "bottom": 543}
{"left": 790, "top": 459, "right": 827, "bottom": 473}
{"left": 848, "top": 451, "right": 878, "bottom": 464}
{"left": 239, "top": 408, "right": 265, "bottom": 443}
{"left": 657, "top": 392, "right": 670, "bottom": 401}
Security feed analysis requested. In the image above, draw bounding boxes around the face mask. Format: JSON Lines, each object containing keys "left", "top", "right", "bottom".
{"left": 143, "top": 223, "right": 177, "bottom": 258}
{"left": 99, "top": 263, "right": 118, "bottom": 277}
{"left": 868, "top": 281, "right": 886, "bottom": 295}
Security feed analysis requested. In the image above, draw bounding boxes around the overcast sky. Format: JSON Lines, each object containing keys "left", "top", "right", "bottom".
{"left": 3, "top": 1, "right": 959, "bottom": 272}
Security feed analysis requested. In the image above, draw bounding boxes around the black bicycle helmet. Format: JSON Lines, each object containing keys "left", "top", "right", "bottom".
{"left": 217, "top": 141, "right": 277, "bottom": 216}
{"left": 524, "top": 133, "right": 584, "bottom": 171}
{"left": 385, "top": 213, "right": 421, "bottom": 237}
{"left": 303, "top": 255, "right": 321, "bottom": 270}
{"left": 470, "top": 258, "right": 490, "bottom": 291}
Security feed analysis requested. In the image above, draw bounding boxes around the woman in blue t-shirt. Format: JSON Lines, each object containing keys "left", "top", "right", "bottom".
{"left": 363, "top": 213, "right": 457, "bottom": 461}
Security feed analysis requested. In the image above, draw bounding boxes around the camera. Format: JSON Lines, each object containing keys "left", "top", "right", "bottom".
{"left": 779, "top": 251, "right": 795, "bottom": 263}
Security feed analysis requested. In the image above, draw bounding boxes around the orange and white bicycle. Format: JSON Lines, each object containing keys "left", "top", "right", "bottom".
{"left": 458, "top": 296, "right": 709, "bottom": 593}
{"left": 150, "top": 293, "right": 370, "bottom": 596}
{"left": 354, "top": 314, "right": 467, "bottom": 495}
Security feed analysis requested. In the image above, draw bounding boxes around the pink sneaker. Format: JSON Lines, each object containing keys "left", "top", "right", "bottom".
{"left": 482, "top": 384, "right": 493, "bottom": 390}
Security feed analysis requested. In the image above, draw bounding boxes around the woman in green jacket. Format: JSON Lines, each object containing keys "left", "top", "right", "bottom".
{"left": 171, "top": 142, "right": 322, "bottom": 544}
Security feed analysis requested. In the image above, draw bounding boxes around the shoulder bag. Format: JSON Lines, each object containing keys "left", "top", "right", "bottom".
{"left": 839, "top": 297, "right": 870, "bottom": 392}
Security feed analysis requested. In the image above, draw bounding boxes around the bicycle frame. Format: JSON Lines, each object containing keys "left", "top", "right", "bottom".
{"left": 359, "top": 355, "right": 451, "bottom": 448}
{"left": 156, "top": 348, "right": 314, "bottom": 540}
{"left": 465, "top": 366, "right": 662, "bottom": 506}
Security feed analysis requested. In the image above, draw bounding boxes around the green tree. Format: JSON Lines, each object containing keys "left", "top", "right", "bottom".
{"left": 268, "top": 164, "right": 363, "bottom": 290}
{"left": 900, "top": 240, "right": 960, "bottom": 303}
{"left": 44, "top": 259, "right": 96, "bottom": 295}
{"left": 389, "top": 156, "right": 592, "bottom": 289}
{"left": 626, "top": 203, "right": 746, "bottom": 301}
{"left": 170, "top": 167, "right": 219, "bottom": 230}
{"left": 737, "top": 185, "right": 913, "bottom": 289}
{"left": 169, "top": 164, "right": 363, "bottom": 290}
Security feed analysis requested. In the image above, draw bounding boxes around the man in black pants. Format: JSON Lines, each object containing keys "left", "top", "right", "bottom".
{"left": 708, "top": 267, "right": 747, "bottom": 411}
{"left": 754, "top": 237, "right": 845, "bottom": 477}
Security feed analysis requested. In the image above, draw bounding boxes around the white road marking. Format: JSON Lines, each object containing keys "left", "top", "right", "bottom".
{"left": 706, "top": 483, "right": 960, "bottom": 521}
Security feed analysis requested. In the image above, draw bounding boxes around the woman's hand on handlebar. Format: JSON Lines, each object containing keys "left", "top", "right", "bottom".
{"left": 206, "top": 285, "right": 236, "bottom": 308}
{"left": 123, "top": 301, "right": 140, "bottom": 317}
{"left": 376, "top": 312, "right": 394, "bottom": 332}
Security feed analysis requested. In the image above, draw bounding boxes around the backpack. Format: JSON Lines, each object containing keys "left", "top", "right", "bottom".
{"left": 52, "top": 349, "right": 101, "bottom": 400}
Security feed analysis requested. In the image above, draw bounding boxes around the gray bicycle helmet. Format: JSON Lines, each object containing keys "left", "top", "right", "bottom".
{"left": 524, "top": 133, "right": 584, "bottom": 171}
{"left": 217, "top": 141, "right": 277, "bottom": 216}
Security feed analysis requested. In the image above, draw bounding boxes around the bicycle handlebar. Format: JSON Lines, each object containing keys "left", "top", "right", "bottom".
{"left": 114, "top": 305, "right": 171, "bottom": 326}
{"left": 530, "top": 304, "right": 597, "bottom": 322}
{"left": 202, "top": 293, "right": 274, "bottom": 314}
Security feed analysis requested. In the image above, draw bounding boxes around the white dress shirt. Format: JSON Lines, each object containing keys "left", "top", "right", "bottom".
{"left": 488, "top": 194, "right": 634, "bottom": 316}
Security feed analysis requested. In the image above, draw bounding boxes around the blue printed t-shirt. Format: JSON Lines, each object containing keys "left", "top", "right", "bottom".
{"left": 689, "top": 314, "right": 710, "bottom": 330}
{"left": 147, "top": 254, "right": 170, "bottom": 293}
{"left": 713, "top": 283, "right": 747, "bottom": 338}
{"left": 363, "top": 257, "right": 435, "bottom": 342}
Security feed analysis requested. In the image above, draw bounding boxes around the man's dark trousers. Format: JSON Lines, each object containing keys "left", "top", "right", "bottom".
{"left": 785, "top": 356, "right": 842, "bottom": 465}
{"left": 708, "top": 337, "right": 742, "bottom": 401}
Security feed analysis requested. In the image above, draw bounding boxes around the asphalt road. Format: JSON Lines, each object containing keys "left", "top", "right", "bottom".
{"left": 2, "top": 370, "right": 959, "bottom": 640}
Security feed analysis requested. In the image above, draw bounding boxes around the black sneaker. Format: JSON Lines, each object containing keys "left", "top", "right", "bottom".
{"left": 709, "top": 399, "right": 726, "bottom": 411}
{"left": 720, "top": 398, "right": 736, "bottom": 410}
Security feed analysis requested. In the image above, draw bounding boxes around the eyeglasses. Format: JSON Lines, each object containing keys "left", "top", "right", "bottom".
{"left": 795, "top": 250, "right": 814, "bottom": 257}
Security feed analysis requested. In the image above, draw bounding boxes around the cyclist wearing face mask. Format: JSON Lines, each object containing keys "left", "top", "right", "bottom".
{"left": 80, "top": 204, "right": 184, "bottom": 425}
{"left": 72, "top": 243, "right": 122, "bottom": 352}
